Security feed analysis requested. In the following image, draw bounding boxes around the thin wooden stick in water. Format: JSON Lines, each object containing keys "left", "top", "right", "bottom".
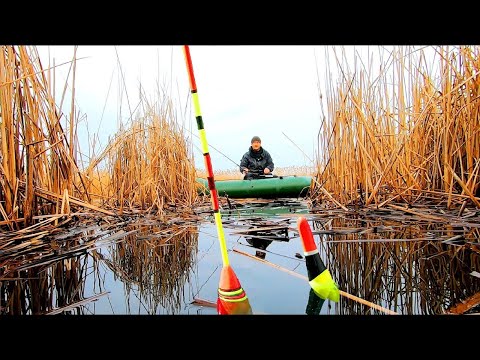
{"left": 45, "top": 291, "right": 110, "bottom": 315}
{"left": 232, "top": 248, "right": 399, "bottom": 315}
{"left": 192, "top": 298, "right": 217, "bottom": 308}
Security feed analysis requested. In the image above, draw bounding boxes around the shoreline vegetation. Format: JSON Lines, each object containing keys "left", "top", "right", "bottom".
{"left": 1, "top": 46, "right": 480, "bottom": 313}
{"left": 2, "top": 46, "right": 480, "bottom": 229}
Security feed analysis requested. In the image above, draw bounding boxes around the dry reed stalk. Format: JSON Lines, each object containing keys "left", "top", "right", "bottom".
{"left": 313, "top": 46, "right": 480, "bottom": 210}
{"left": 0, "top": 46, "right": 93, "bottom": 230}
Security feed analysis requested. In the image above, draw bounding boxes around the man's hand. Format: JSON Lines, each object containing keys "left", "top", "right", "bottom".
{"left": 264, "top": 168, "right": 271, "bottom": 174}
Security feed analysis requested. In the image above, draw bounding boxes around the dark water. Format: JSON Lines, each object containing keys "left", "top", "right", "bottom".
{"left": 1, "top": 200, "right": 480, "bottom": 315}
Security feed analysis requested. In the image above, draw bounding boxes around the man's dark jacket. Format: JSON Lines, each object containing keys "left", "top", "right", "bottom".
{"left": 239, "top": 146, "right": 274, "bottom": 174}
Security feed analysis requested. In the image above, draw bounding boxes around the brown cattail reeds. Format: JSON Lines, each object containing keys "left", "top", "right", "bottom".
{"left": 313, "top": 46, "right": 480, "bottom": 210}
{"left": 0, "top": 46, "right": 92, "bottom": 230}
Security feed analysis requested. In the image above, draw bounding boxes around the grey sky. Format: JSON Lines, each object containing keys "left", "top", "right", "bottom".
{"left": 36, "top": 45, "right": 440, "bottom": 172}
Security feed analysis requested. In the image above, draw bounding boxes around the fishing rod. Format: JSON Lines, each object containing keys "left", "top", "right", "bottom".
{"left": 186, "top": 128, "right": 241, "bottom": 168}
{"left": 182, "top": 45, "right": 252, "bottom": 315}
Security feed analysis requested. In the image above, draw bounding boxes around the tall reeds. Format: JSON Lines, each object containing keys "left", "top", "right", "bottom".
{"left": 314, "top": 46, "right": 480, "bottom": 209}
{"left": 87, "top": 94, "right": 199, "bottom": 216}
{"left": 1, "top": 45, "right": 199, "bottom": 234}
{"left": 0, "top": 46, "right": 89, "bottom": 230}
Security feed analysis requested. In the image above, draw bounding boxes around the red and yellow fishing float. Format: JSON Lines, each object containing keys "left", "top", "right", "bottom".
{"left": 297, "top": 216, "right": 339, "bottom": 302}
{"left": 183, "top": 45, "right": 252, "bottom": 315}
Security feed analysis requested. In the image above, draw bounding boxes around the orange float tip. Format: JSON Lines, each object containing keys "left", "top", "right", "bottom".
{"left": 219, "top": 265, "right": 242, "bottom": 292}
{"left": 297, "top": 217, "right": 318, "bottom": 254}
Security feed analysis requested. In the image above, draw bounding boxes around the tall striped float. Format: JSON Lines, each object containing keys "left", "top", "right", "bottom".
{"left": 183, "top": 46, "right": 252, "bottom": 315}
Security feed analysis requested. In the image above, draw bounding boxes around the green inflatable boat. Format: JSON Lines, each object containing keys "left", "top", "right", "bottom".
{"left": 196, "top": 175, "right": 312, "bottom": 199}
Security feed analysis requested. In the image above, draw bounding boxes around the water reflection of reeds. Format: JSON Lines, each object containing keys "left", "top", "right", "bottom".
{"left": 314, "top": 217, "right": 480, "bottom": 315}
{"left": 99, "top": 223, "right": 199, "bottom": 314}
{"left": 1, "top": 255, "right": 90, "bottom": 315}
{"left": 0, "top": 218, "right": 129, "bottom": 315}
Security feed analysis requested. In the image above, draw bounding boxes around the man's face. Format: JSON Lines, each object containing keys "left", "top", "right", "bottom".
{"left": 251, "top": 140, "right": 261, "bottom": 151}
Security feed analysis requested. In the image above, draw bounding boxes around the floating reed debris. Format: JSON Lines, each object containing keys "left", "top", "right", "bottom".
{"left": 1, "top": 212, "right": 201, "bottom": 314}
{"left": 314, "top": 46, "right": 480, "bottom": 210}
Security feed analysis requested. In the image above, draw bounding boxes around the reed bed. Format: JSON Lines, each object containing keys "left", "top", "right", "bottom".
{"left": 1, "top": 46, "right": 200, "bottom": 275}
{"left": 314, "top": 46, "right": 480, "bottom": 209}
{"left": 86, "top": 99, "right": 199, "bottom": 216}
{"left": 1, "top": 45, "right": 199, "bottom": 225}
{"left": 0, "top": 45, "right": 92, "bottom": 230}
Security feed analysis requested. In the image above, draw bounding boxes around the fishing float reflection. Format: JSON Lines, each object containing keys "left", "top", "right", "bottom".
{"left": 305, "top": 288, "right": 326, "bottom": 315}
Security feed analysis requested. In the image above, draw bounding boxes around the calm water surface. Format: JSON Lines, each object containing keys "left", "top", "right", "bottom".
{"left": 2, "top": 200, "right": 479, "bottom": 315}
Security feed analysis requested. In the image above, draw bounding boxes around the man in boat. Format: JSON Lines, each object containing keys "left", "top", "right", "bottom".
{"left": 239, "top": 136, "right": 275, "bottom": 180}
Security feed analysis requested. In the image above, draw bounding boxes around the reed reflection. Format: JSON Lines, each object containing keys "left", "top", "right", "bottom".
{"left": 0, "top": 221, "right": 114, "bottom": 315}
{"left": 102, "top": 223, "right": 199, "bottom": 314}
{"left": 313, "top": 217, "right": 480, "bottom": 315}
{"left": 0, "top": 255, "right": 91, "bottom": 315}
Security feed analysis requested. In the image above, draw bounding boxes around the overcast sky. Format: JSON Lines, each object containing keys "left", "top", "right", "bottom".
{"left": 35, "top": 45, "right": 438, "bottom": 172}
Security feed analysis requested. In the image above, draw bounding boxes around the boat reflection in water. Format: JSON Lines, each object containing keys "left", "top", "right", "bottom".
{"left": 223, "top": 199, "right": 306, "bottom": 260}
{"left": 244, "top": 222, "right": 291, "bottom": 260}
